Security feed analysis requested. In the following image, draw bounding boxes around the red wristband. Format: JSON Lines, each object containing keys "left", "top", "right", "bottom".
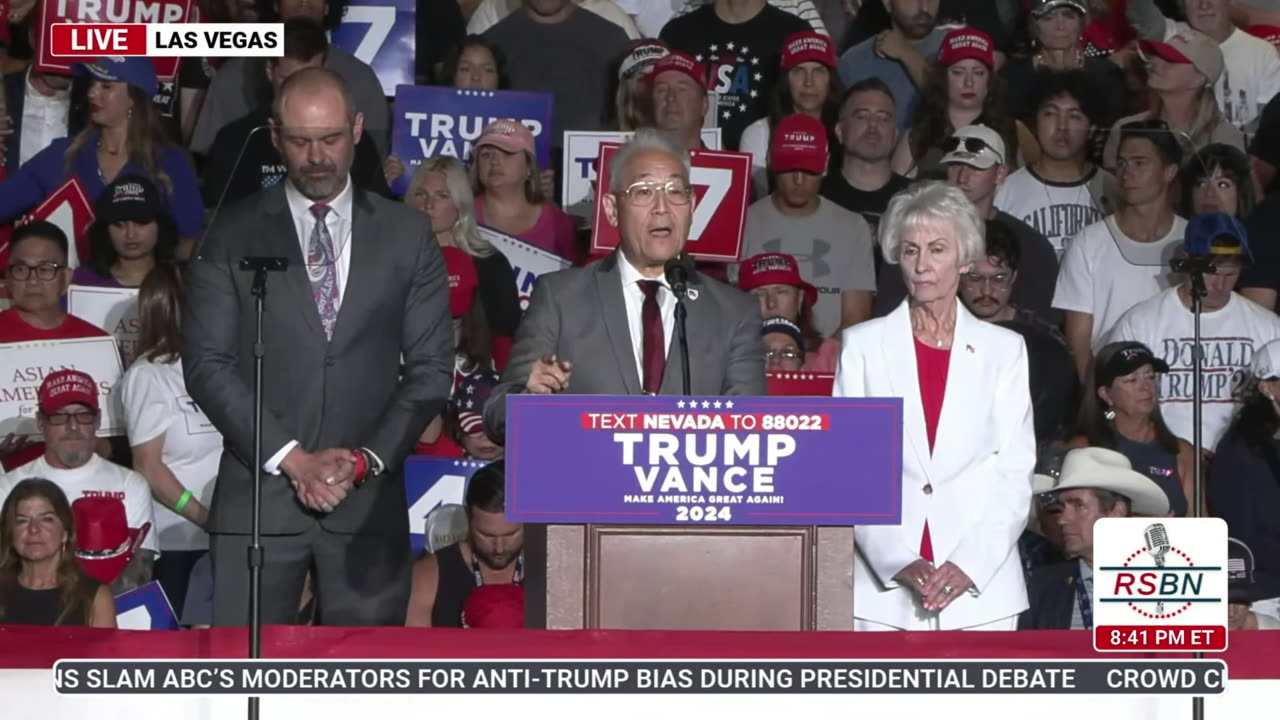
{"left": 351, "top": 449, "right": 367, "bottom": 486}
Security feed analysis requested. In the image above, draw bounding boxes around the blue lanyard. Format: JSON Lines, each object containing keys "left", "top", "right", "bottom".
{"left": 1076, "top": 565, "right": 1093, "bottom": 630}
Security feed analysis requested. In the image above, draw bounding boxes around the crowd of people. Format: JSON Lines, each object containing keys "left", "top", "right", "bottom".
{"left": 0, "top": 0, "right": 1278, "bottom": 634}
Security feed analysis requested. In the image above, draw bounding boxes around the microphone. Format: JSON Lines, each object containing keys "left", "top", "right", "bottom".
{"left": 239, "top": 257, "right": 290, "bottom": 273}
{"left": 664, "top": 254, "right": 695, "bottom": 299}
{"left": 1144, "top": 523, "right": 1171, "bottom": 615}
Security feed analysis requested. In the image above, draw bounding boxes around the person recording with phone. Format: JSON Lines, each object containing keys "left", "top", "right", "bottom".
{"left": 484, "top": 129, "right": 764, "bottom": 441}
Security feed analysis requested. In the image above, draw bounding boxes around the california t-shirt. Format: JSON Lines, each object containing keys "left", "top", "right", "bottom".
{"left": 1107, "top": 287, "right": 1280, "bottom": 449}
{"left": 1052, "top": 214, "right": 1186, "bottom": 348}
{"left": 994, "top": 166, "right": 1116, "bottom": 257}
{"left": 0, "top": 454, "right": 157, "bottom": 553}
{"left": 122, "top": 358, "right": 223, "bottom": 551}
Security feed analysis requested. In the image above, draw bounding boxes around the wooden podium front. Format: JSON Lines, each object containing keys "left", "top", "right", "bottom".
{"left": 523, "top": 524, "right": 854, "bottom": 631}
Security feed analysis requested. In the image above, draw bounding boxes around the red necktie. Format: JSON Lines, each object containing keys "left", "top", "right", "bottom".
{"left": 639, "top": 280, "right": 665, "bottom": 394}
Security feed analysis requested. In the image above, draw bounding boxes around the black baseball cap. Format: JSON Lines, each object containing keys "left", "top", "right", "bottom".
{"left": 95, "top": 174, "right": 161, "bottom": 225}
{"left": 1095, "top": 341, "right": 1170, "bottom": 388}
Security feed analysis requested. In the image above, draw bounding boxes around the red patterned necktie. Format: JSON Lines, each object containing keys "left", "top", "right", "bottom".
{"left": 638, "top": 280, "right": 665, "bottom": 394}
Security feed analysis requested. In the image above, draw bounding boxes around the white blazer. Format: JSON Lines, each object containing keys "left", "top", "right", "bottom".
{"left": 834, "top": 300, "right": 1036, "bottom": 630}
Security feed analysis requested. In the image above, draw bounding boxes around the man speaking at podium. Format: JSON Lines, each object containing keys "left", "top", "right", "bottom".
{"left": 184, "top": 68, "right": 454, "bottom": 626}
{"left": 486, "top": 129, "right": 764, "bottom": 437}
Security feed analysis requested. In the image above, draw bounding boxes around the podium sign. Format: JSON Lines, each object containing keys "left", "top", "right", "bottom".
{"left": 114, "top": 581, "right": 179, "bottom": 630}
{"left": 767, "top": 371, "right": 834, "bottom": 396}
{"left": 505, "top": 395, "right": 902, "bottom": 526}
{"left": 404, "top": 456, "right": 484, "bottom": 555}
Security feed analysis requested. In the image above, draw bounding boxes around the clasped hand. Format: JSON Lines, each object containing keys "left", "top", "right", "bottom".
{"left": 282, "top": 448, "right": 357, "bottom": 513}
{"left": 894, "top": 559, "right": 974, "bottom": 612}
{"left": 526, "top": 354, "right": 572, "bottom": 394}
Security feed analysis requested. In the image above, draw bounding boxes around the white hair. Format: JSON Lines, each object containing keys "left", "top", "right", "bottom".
{"left": 609, "top": 128, "right": 693, "bottom": 193}
{"left": 878, "top": 181, "right": 986, "bottom": 268}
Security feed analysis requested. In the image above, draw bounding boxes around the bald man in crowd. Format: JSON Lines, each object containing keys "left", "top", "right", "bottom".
{"left": 183, "top": 68, "right": 454, "bottom": 627}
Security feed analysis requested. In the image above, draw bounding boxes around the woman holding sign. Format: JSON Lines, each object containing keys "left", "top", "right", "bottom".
{"left": 833, "top": 181, "right": 1035, "bottom": 631}
{"left": 0, "top": 58, "right": 202, "bottom": 260}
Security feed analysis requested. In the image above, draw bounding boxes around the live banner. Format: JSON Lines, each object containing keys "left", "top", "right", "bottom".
{"left": 27, "top": 177, "right": 95, "bottom": 271}
{"left": 36, "top": 0, "right": 197, "bottom": 81}
{"left": 114, "top": 581, "right": 179, "bottom": 630}
{"left": 591, "top": 144, "right": 750, "bottom": 263}
{"left": 390, "top": 86, "right": 554, "bottom": 196}
{"left": 767, "top": 371, "right": 834, "bottom": 396}
{"left": 503, "top": 395, "right": 903, "bottom": 525}
{"left": 477, "top": 226, "right": 571, "bottom": 311}
{"left": 0, "top": 336, "right": 125, "bottom": 436}
{"left": 331, "top": 0, "right": 415, "bottom": 97}
{"left": 67, "top": 286, "right": 140, "bottom": 366}
{"left": 561, "top": 129, "right": 722, "bottom": 218}
{"left": 404, "top": 456, "right": 484, "bottom": 556}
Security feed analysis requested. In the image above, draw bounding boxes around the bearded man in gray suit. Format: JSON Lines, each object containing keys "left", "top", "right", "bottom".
{"left": 183, "top": 68, "right": 453, "bottom": 626}
{"left": 486, "top": 129, "right": 765, "bottom": 438}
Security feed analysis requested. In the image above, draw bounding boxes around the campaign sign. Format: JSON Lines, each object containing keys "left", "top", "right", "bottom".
{"left": 561, "top": 129, "right": 722, "bottom": 217}
{"left": 114, "top": 581, "right": 179, "bottom": 630}
{"left": 591, "top": 144, "right": 750, "bottom": 263}
{"left": 67, "top": 286, "right": 140, "bottom": 365}
{"left": 477, "top": 226, "right": 571, "bottom": 311}
{"left": 331, "top": 0, "right": 415, "bottom": 97}
{"left": 405, "top": 456, "right": 485, "bottom": 555}
{"left": 36, "top": 0, "right": 197, "bottom": 81}
{"left": 504, "top": 395, "right": 903, "bottom": 526}
{"left": 28, "top": 177, "right": 96, "bottom": 270}
{"left": 1093, "top": 518, "right": 1229, "bottom": 653}
{"left": 0, "top": 336, "right": 125, "bottom": 437}
{"left": 767, "top": 372, "right": 834, "bottom": 397}
{"left": 390, "top": 86, "right": 554, "bottom": 196}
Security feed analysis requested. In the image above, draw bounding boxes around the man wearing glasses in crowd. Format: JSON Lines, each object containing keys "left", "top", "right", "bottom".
{"left": 487, "top": 128, "right": 764, "bottom": 437}
{"left": 0, "top": 222, "right": 113, "bottom": 470}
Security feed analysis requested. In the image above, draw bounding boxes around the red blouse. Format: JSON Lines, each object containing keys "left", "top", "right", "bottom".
{"left": 914, "top": 338, "right": 951, "bottom": 563}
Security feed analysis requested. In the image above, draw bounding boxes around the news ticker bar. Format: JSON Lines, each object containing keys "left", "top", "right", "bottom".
{"left": 52, "top": 660, "right": 1227, "bottom": 696}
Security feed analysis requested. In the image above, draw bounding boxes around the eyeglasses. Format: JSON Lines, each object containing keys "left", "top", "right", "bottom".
{"left": 619, "top": 180, "right": 693, "bottom": 206}
{"left": 941, "top": 136, "right": 993, "bottom": 155}
{"left": 7, "top": 262, "right": 66, "bottom": 281}
{"left": 765, "top": 348, "right": 802, "bottom": 361}
{"left": 43, "top": 410, "right": 97, "bottom": 426}
{"left": 961, "top": 271, "right": 1012, "bottom": 288}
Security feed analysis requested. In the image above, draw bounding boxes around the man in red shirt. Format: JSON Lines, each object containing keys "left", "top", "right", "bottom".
{"left": 0, "top": 221, "right": 110, "bottom": 469}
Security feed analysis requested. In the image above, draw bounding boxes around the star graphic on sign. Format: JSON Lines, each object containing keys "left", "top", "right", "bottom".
{"left": 738, "top": 103, "right": 747, "bottom": 112}
{"left": 740, "top": 45, "right": 750, "bottom": 55}
{"left": 723, "top": 111, "right": 731, "bottom": 119}
{"left": 725, "top": 401, "right": 735, "bottom": 409}
{"left": 751, "top": 57, "right": 759, "bottom": 65}
{"left": 750, "top": 90, "right": 757, "bottom": 98}
{"left": 713, "top": 401, "right": 723, "bottom": 409}
{"left": 754, "top": 72, "right": 763, "bottom": 81}
{"left": 701, "top": 401, "right": 711, "bottom": 409}
{"left": 727, "top": 42, "right": 736, "bottom": 50}
{"left": 677, "top": 400, "right": 686, "bottom": 409}
{"left": 710, "top": 44, "right": 719, "bottom": 52}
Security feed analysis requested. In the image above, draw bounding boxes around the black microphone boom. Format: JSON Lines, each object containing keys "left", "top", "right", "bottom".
{"left": 664, "top": 255, "right": 694, "bottom": 396}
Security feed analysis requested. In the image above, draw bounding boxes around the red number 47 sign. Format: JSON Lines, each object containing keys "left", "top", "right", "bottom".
{"left": 591, "top": 143, "right": 750, "bottom": 263}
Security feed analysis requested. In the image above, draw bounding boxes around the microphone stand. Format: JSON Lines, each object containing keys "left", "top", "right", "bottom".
{"left": 674, "top": 296, "right": 691, "bottom": 396}
{"left": 239, "top": 257, "right": 288, "bottom": 720}
{"left": 1188, "top": 265, "right": 1207, "bottom": 720}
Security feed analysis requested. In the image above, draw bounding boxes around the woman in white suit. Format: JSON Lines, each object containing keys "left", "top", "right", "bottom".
{"left": 834, "top": 181, "right": 1036, "bottom": 631}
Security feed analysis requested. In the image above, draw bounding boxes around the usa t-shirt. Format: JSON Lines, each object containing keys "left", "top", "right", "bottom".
{"left": 0, "top": 454, "right": 157, "bottom": 553}
{"left": 1107, "top": 288, "right": 1280, "bottom": 449}
{"left": 1052, "top": 214, "right": 1186, "bottom": 349}
{"left": 994, "top": 166, "right": 1117, "bottom": 257}
{"left": 121, "top": 358, "right": 223, "bottom": 551}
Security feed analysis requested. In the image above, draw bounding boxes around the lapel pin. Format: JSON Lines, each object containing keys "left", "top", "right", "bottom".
{"left": 686, "top": 288, "right": 699, "bottom": 301}
{"left": 965, "top": 344, "right": 974, "bottom": 354}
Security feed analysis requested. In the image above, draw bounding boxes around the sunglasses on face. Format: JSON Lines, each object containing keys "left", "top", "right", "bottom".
{"left": 942, "top": 136, "right": 993, "bottom": 155}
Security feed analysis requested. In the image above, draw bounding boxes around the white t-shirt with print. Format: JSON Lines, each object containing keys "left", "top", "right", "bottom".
{"left": 1052, "top": 214, "right": 1186, "bottom": 349}
{"left": 122, "top": 359, "right": 223, "bottom": 551}
{"left": 1107, "top": 287, "right": 1280, "bottom": 449}
{"left": 1162, "top": 21, "right": 1280, "bottom": 131}
{"left": 994, "top": 166, "right": 1117, "bottom": 257}
{"left": 0, "top": 454, "right": 157, "bottom": 553}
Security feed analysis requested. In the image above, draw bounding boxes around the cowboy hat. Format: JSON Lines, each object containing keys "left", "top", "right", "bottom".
{"left": 1033, "top": 447, "right": 1170, "bottom": 517}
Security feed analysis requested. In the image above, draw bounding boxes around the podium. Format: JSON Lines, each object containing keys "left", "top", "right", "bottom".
{"left": 506, "top": 395, "right": 903, "bottom": 632}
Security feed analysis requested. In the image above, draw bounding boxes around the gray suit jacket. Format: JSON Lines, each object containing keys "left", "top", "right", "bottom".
{"left": 183, "top": 184, "right": 454, "bottom": 537}
{"left": 485, "top": 251, "right": 766, "bottom": 438}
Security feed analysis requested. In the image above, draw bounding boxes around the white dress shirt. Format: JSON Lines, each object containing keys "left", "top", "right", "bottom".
{"left": 618, "top": 256, "right": 675, "bottom": 389}
{"left": 264, "top": 177, "right": 381, "bottom": 475}
{"left": 19, "top": 70, "right": 71, "bottom": 167}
